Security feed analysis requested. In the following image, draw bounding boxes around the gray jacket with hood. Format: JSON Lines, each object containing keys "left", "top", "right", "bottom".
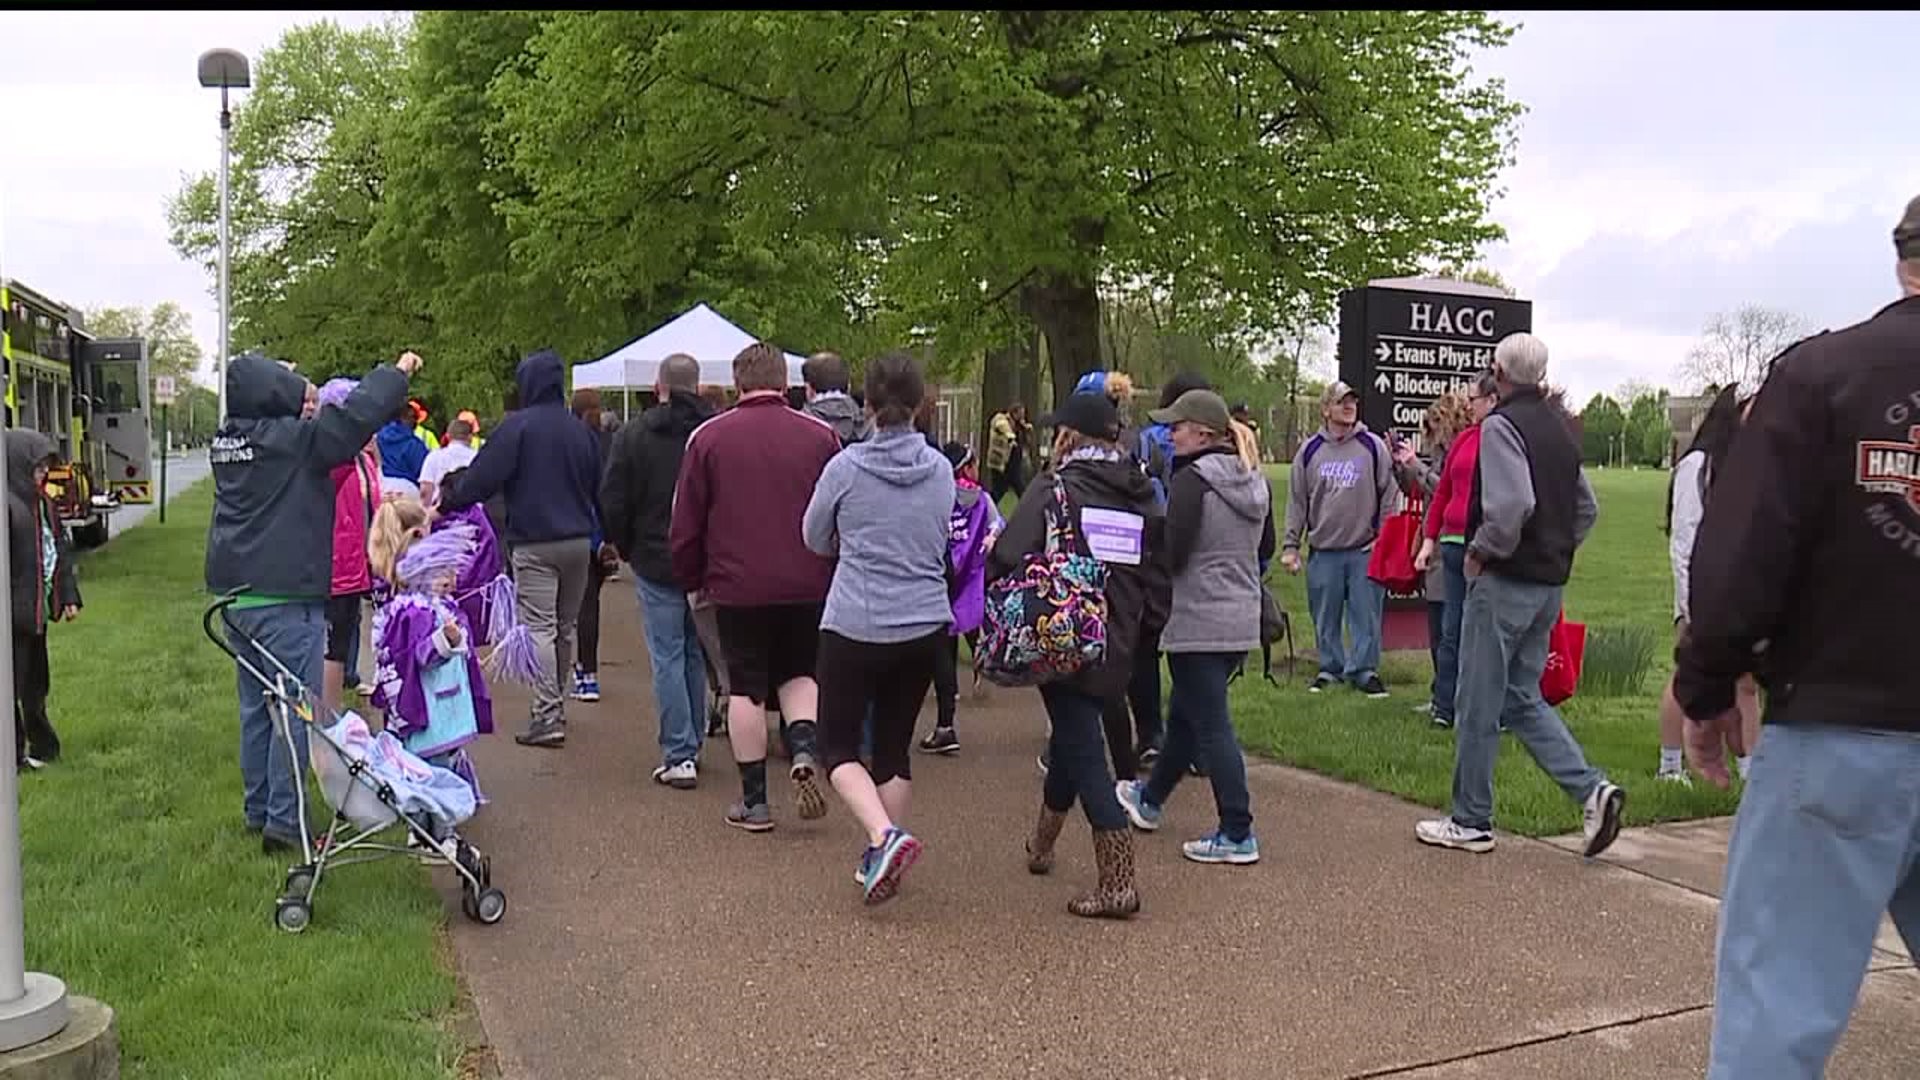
{"left": 1162, "top": 448, "right": 1276, "bottom": 653}
{"left": 206, "top": 353, "right": 408, "bottom": 600}
{"left": 804, "top": 392, "right": 871, "bottom": 446}
{"left": 7, "top": 431, "right": 80, "bottom": 635}
{"left": 802, "top": 426, "right": 955, "bottom": 644}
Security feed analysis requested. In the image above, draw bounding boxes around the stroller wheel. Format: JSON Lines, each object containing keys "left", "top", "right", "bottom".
{"left": 463, "top": 886, "right": 507, "bottom": 925}
{"left": 275, "top": 897, "right": 313, "bottom": 934}
{"left": 283, "top": 868, "right": 315, "bottom": 898}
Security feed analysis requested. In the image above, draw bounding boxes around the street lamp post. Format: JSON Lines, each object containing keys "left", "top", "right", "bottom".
{"left": 198, "top": 48, "right": 251, "bottom": 424}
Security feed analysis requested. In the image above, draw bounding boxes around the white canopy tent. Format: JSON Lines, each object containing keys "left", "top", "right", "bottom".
{"left": 570, "top": 303, "right": 808, "bottom": 393}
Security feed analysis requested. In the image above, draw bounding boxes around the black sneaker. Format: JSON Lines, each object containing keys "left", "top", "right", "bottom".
{"left": 515, "top": 722, "right": 566, "bottom": 748}
{"left": 1357, "top": 675, "right": 1389, "bottom": 699}
{"left": 918, "top": 727, "right": 960, "bottom": 755}
{"left": 1308, "top": 673, "right": 1339, "bottom": 693}
{"left": 705, "top": 707, "right": 727, "bottom": 738}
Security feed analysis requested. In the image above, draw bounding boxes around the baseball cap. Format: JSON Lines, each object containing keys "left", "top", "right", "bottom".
{"left": 1040, "top": 391, "right": 1121, "bottom": 440}
{"left": 1321, "top": 380, "right": 1359, "bottom": 406}
{"left": 1073, "top": 370, "right": 1109, "bottom": 396}
{"left": 1148, "top": 389, "right": 1232, "bottom": 432}
{"left": 1896, "top": 194, "right": 1920, "bottom": 259}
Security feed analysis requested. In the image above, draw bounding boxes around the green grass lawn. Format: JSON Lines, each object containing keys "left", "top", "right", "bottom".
{"left": 26, "top": 483, "right": 460, "bottom": 1079}
{"left": 1232, "top": 465, "right": 1741, "bottom": 836}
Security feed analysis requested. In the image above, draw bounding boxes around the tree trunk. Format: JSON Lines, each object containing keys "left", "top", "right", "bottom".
{"left": 1021, "top": 273, "right": 1103, "bottom": 408}
{"left": 979, "top": 340, "right": 1020, "bottom": 454}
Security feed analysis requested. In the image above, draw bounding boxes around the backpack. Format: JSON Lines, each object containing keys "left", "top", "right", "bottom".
{"left": 974, "top": 476, "right": 1110, "bottom": 688}
{"left": 1299, "top": 430, "right": 1388, "bottom": 531}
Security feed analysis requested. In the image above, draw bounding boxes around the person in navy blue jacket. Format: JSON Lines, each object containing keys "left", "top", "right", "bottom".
{"left": 438, "top": 348, "right": 604, "bottom": 748}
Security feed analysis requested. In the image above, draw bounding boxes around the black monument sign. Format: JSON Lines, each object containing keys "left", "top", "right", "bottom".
{"left": 1337, "top": 280, "right": 1532, "bottom": 444}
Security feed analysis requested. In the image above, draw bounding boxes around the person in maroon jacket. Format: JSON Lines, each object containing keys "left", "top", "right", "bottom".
{"left": 670, "top": 342, "right": 842, "bottom": 833}
{"left": 1677, "top": 195, "right": 1920, "bottom": 1079}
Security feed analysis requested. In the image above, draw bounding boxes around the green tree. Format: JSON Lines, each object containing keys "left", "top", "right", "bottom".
{"left": 80, "top": 302, "right": 204, "bottom": 383}
{"left": 1432, "top": 264, "right": 1518, "bottom": 297}
{"left": 166, "top": 18, "right": 426, "bottom": 379}
{"left": 1579, "top": 392, "right": 1626, "bottom": 465}
{"left": 491, "top": 10, "right": 1522, "bottom": 402}
{"left": 1623, "top": 388, "right": 1670, "bottom": 466}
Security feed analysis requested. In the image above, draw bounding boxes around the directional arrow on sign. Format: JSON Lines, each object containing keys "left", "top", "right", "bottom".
{"left": 1373, "top": 372, "right": 1391, "bottom": 394}
{"left": 1374, "top": 342, "right": 1390, "bottom": 362}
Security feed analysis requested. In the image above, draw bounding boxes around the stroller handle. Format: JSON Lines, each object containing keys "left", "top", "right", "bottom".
{"left": 201, "top": 587, "right": 256, "bottom": 659}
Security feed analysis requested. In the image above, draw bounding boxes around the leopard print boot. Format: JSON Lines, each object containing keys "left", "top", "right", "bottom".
{"left": 1068, "top": 828, "right": 1140, "bottom": 919}
{"left": 1026, "top": 805, "right": 1068, "bottom": 875}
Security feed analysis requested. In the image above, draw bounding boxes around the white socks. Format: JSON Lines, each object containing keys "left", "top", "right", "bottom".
{"left": 1658, "top": 746, "right": 1684, "bottom": 774}
{"left": 1736, "top": 755, "right": 1752, "bottom": 780}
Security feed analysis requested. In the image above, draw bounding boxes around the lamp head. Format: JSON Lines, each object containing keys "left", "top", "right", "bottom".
{"left": 197, "top": 48, "right": 251, "bottom": 89}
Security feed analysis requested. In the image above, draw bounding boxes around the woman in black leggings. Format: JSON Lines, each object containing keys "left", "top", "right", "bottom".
{"left": 801, "top": 352, "right": 956, "bottom": 905}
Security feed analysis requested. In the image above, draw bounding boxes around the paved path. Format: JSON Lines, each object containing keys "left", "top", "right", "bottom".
{"left": 440, "top": 586, "right": 1920, "bottom": 1079}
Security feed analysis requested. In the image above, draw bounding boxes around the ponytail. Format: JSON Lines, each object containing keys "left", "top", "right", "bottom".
{"left": 1229, "top": 419, "right": 1260, "bottom": 471}
{"left": 368, "top": 494, "right": 429, "bottom": 586}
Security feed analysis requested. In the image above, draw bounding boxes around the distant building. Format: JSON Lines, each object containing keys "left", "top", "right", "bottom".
{"left": 1667, "top": 393, "right": 1715, "bottom": 464}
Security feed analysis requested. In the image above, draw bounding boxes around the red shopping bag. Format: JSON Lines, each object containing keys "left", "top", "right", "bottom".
{"left": 1366, "top": 499, "right": 1424, "bottom": 596}
{"left": 1540, "top": 611, "right": 1587, "bottom": 706}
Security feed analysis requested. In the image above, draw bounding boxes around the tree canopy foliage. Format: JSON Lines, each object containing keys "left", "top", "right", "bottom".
{"left": 169, "top": 11, "right": 1522, "bottom": 417}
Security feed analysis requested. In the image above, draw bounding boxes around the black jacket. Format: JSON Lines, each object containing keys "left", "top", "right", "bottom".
{"left": 440, "top": 350, "right": 603, "bottom": 546}
{"left": 1676, "top": 295, "right": 1920, "bottom": 733}
{"left": 987, "top": 455, "right": 1169, "bottom": 699}
{"left": 7, "top": 431, "right": 80, "bottom": 636}
{"left": 601, "top": 390, "right": 716, "bottom": 584}
{"left": 205, "top": 353, "right": 407, "bottom": 599}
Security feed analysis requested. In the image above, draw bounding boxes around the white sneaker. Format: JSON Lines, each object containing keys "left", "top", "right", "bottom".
{"left": 1656, "top": 768, "right": 1691, "bottom": 786}
{"left": 1414, "top": 817, "right": 1495, "bottom": 853}
{"left": 652, "top": 760, "right": 698, "bottom": 790}
{"left": 1582, "top": 781, "right": 1627, "bottom": 857}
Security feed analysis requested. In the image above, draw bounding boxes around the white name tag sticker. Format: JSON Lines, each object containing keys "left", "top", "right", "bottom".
{"left": 1080, "top": 508, "right": 1145, "bottom": 566}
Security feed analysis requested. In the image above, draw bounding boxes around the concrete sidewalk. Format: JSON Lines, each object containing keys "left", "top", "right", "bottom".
{"left": 438, "top": 586, "right": 1919, "bottom": 1079}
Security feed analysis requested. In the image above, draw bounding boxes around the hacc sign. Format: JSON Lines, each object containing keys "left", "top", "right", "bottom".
{"left": 1337, "top": 278, "right": 1532, "bottom": 444}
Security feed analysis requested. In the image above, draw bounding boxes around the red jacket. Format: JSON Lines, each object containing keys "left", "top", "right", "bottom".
{"left": 1425, "top": 423, "right": 1482, "bottom": 543}
{"left": 669, "top": 392, "right": 841, "bottom": 607}
{"left": 330, "top": 449, "right": 380, "bottom": 596}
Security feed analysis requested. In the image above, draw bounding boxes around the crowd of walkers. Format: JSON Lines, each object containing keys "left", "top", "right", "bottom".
{"left": 186, "top": 192, "right": 1920, "bottom": 1076}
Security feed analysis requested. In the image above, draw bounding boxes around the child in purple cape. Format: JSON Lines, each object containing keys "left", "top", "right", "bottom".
{"left": 919, "top": 442, "right": 1003, "bottom": 755}
{"left": 366, "top": 495, "right": 536, "bottom": 804}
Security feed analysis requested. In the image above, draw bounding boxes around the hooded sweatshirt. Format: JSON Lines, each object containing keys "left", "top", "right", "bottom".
{"left": 377, "top": 420, "right": 428, "bottom": 484}
{"left": 802, "top": 427, "right": 956, "bottom": 643}
{"left": 1282, "top": 422, "right": 1400, "bottom": 554}
{"left": 438, "top": 349, "right": 603, "bottom": 546}
{"left": 947, "top": 479, "right": 1003, "bottom": 636}
{"left": 803, "top": 392, "right": 870, "bottom": 446}
{"left": 600, "top": 389, "right": 715, "bottom": 584}
{"left": 1162, "top": 447, "right": 1275, "bottom": 653}
{"left": 206, "top": 353, "right": 408, "bottom": 600}
{"left": 7, "top": 431, "right": 79, "bottom": 636}
{"left": 987, "top": 453, "right": 1170, "bottom": 700}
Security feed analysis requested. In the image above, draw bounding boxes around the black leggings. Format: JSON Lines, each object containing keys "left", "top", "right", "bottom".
{"left": 576, "top": 558, "right": 608, "bottom": 674}
{"left": 13, "top": 632, "right": 55, "bottom": 763}
{"left": 929, "top": 630, "right": 981, "bottom": 730}
{"left": 818, "top": 629, "right": 939, "bottom": 785}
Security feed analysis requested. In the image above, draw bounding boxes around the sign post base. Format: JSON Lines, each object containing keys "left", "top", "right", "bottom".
{"left": 0, "top": 973, "right": 67, "bottom": 1054}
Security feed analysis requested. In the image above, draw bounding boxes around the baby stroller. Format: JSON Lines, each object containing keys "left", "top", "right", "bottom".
{"left": 205, "top": 590, "right": 508, "bottom": 934}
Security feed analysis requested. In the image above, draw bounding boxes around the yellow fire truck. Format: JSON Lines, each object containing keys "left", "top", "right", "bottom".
{"left": 1, "top": 277, "right": 154, "bottom": 548}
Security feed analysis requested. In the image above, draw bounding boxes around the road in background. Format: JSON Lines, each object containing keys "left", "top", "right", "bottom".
{"left": 107, "top": 448, "right": 210, "bottom": 538}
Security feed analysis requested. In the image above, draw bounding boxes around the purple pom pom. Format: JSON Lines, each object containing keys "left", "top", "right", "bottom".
{"left": 483, "top": 624, "right": 542, "bottom": 688}
{"left": 396, "top": 523, "right": 479, "bottom": 589}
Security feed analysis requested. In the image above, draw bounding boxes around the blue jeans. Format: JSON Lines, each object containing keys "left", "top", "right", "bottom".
{"left": 1038, "top": 684, "right": 1127, "bottom": 831}
{"left": 1306, "top": 547, "right": 1383, "bottom": 684}
{"left": 1142, "top": 652, "right": 1254, "bottom": 842}
{"left": 227, "top": 601, "right": 325, "bottom": 838}
{"left": 1709, "top": 723, "right": 1920, "bottom": 1078}
{"left": 1448, "top": 573, "right": 1603, "bottom": 831}
{"left": 1430, "top": 542, "right": 1468, "bottom": 720}
{"left": 634, "top": 576, "right": 707, "bottom": 767}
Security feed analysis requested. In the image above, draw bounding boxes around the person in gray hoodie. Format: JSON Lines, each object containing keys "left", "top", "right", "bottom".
{"left": 1280, "top": 380, "right": 1402, "bottom": 697}
{"left": 801, "top": 351, "right": 871, "bottom": 445}
{"left": 802, "top": 351, "right": 955, "bottom": 906}
{"left": 1117, "top": 390, "right": 1274, "bottom": 866}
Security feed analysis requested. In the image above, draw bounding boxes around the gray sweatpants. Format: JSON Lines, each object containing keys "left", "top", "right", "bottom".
{"left": 512, "top": 538, "right": 593, "bottom": 730}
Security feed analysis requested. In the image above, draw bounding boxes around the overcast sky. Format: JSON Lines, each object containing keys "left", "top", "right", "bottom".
{"left": 1, "top": 10, "right": 1915, "bottom": 403}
